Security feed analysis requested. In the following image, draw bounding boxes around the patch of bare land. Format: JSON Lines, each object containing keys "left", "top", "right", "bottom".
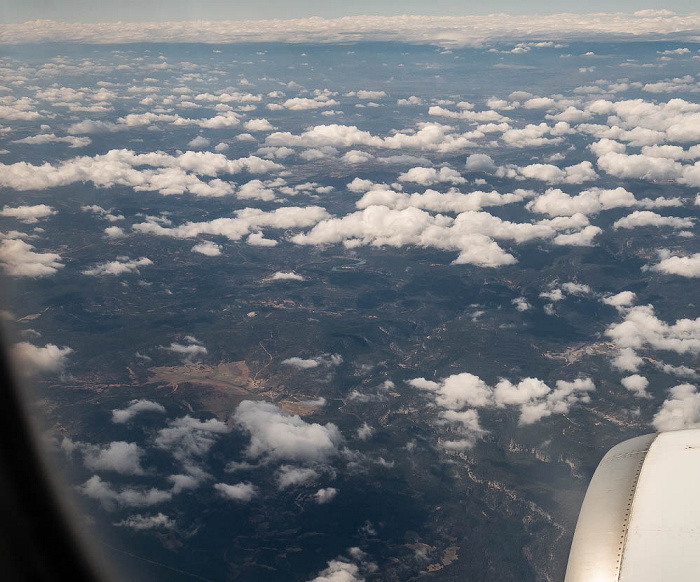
{"left": 148, "top": 360, "right": 255, "bottom": 392}
{"left": 147, "top": 361, "right": 260, "bottom": 421}
{"left": 543, "top": 341, "right": 616, "bottom": 365}
{"left": 147, "top": 361, "right": 324, "bottom": 420}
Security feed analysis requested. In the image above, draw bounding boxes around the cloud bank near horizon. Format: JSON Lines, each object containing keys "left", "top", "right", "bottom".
{"left": 2, "top": 11, "right": 700, "bottom": 46}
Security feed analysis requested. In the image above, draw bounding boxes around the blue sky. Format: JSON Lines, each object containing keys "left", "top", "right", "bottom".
{"left": 1, "top": 0, "right": 696, "bottom": 23}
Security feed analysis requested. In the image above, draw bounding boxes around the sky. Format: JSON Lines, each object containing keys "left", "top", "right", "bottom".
{"left": 1, "top": 0, "right": 696, "bottom": 23}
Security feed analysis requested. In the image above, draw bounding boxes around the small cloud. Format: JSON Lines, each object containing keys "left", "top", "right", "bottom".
{"left": 314, "top": 487, "right": 338, "bottom": 504}
{"left": 271, "top": 271, "right": 304, "bottom": 281}
{"left": 187, "top": 136, "right": 211, "bottom": 148}
{"left": 214, "top": 482, "right": 258, "bottom": 502}
{"left": 191, "top": 241, "right": 221, "bottom": 256}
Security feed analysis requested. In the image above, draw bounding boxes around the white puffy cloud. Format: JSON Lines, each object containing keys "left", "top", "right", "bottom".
{"left": 281, "top": 96, "right": 339, "bottom": 110}
{"left": 104, "top": 226, "right": 125, "bottom": 238}
{"left": 314, "top": 487, "right": 338, "bottom": 504}
{"left": 276, "top": 465, "right": 319, "bottom": 489}
{"left": 409, "top": 373, "right": 594, "bottom": 427}
{"left": 647, "top": 251, "right": 700, "bottom": 277}
{"left": 214, "top": 482, "right": 258, "bottom": 502}
{"left": 540, "top": 288, "right": 564, "bottom": 302}
{"left": 515, "top": 161, "right": 597, "bottom": 184}
{"left": 292, "top": 206, "right": 593, "bottom": 267}
{"left": 132, "top": 206, "right": 329, "bottom": 242}
{"left": 602, "top": 291, "right": 637, "bottom": 307}
{"left": 355, "top": 188, "right": 527, "bottom": 214}
{"left": 78, "top": 475, "right": 172, "bottom": 510}
{"left": 611, "top": 347, "right": 644, "bottom": 373}
{"left": 621, "top": 375, "right": 651, "bottom": 398}
{"left": 81, "top": 204, "right": 124, "bottom": 222}
{"left": 82, "top": 256, "right": 153, "bottom": 276}
{"left": 11, "top": 341, "right": 71, "bottom": 377}
{"left": 526, "top": 187, "right": 681, "bottom": 217}
{"left": 191, "top": 241, "right": 222, "bottom": 256}
{"left": 613, "top": 211, "right": 694, "bottom": 230}
{"left": 187, "top": 136, "right": 211, "bottom": 148}
{"left": 465, "top": 154, "right": 496, "bottom": 172}
{"left": 653, "top": 384, "right": 700, "bottom": 431}
{"left": 80, "top": 441, "right": 146, "bottom": 475}
{"left": 606, "top": 305, "right": 700, "bottom": 374}
{"left": 267, "top": 122, "right": 481, "bottom": 153}
{"left": 309, "top": 560, "right": 363, "bottom": 582}
{"left": 155, "top": 415, "right": 229, "bottom": 465}
{"left": 397, "top": 96, "right": 423, "bottom": 106}
{"left": 0, "top": 238, "right": 63, "bottom": 277}
{"left": 397, "top": 167, "right": 465, "bottom": 185}
{"left": 348, "top": 90, "right": 387, "bottom": 99}
{"left": 356, "top": 422, "right": 374, "bottom": 440}
{"left": 112, "top": 399, "right": 166, "bottom": 424}
{"left": 0, "top": 150, "right": 280, "bottom": 197}
{"left": 271, "top": 271, "right": 304, "bottom": 281}
{"left": 561, "top": 282, "right": 591, "bottom": 295}
{"left": 512, "top": 297, "right": 531, "bottom": 312}
{"left": 409, "top": 373, "right": 492, "bottom": 410}
{"left": 233, "top": 400, "right": 342, "bottom": 463}
{"left": 282, "top": 357, "right": 319, "bottom": 369}
{"left": 114, "top": 513, "right": 175, "bottom": 530}
{"left": 282, "top": 354, "right": 341, "bottom": 369}
{"left": 0, "top": 204, "right": 56, "bottom": 223}
{"left": 244, "top": 118, "right": 275, "bottom": 131}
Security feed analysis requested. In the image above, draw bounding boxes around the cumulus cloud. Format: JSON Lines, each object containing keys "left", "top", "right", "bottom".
{"left": 602, "top": 291, "right": 637, "bottom": 307}
{"left": 82, "top": 256, "right": 153, "bottom": 276}
{"left": 315, "top": 487, "right": 338, "bottom": 504}
{"left": 78, "top": 475, "right": 172, "bottom": 510}
{"left": 653, "top": 384, "right": 700, "bottom": 431}
{"left": 0, "top": 204, "right": 56, "bottom": 223}
{"left": 0, "top": 238, "right": 63, "bottom": 277}
{"left": 465, "top": 154, "right": 496, "bottom": 172}
{"left": 155, "top": 415, "right": 229, "bottom": 469}
{"left": 409, "top": 373, "right": 594, "bottom": 427}
{"left": 356, "top": 423, "right": 374, "bottom": 440}
{"left": 512, "top": 297, "right": 531, "bottom": 312}
{"left": 308, "top": 560, "right": 363, "bottom": 582}
{"left": 233, "top": 401, "right": 342, "bottom": 463}
{"left": 267, "top": 122, "right": 481, "bottom": 153}
{"left": 561, "top": 282, "right": 591, "bottom": 295}
{"left": 112, "top": 399, "right": 166, "bottom": 424}
{"left": 80, "top": 441, "right": 146, "bottom": 475}
{"left": 515, "top": 161, "right": 597, "bottom": 184}
{"left": 11, "top": 342, "right": 72, "bottom": 375}
{"left": 398, "top": 167, "right": 465, "bottom": 185}
{"left": 187, "top": 136, "right": 211, "bottom": 149}
{"left": 613, "top": 211, "right": 694, "bottom": 230}
{"left": 621, "top": 375, "right": 651, "bottom": 398}
{"left": 647, "top": 251, "right": 700, "bottom": 277}
{"left": 82, "top": 204, "right": 124, "bottom": 222}
{"left": 0, "top": 150, "right": 280, "bottom": 197}
{"left": 606, "top": 304, "right": 700, "bottom": 373}
{"left": 276, "top": 465, "right": 319, "bottom": 489}
{"left": 282, "top": 357, "right": 319, "bottom": 369}
{"left": 191, "top": 241, "right": 222, "bottom": 256}
{"left": 526, "top": 187, "right": 681, "bottom": 217}
{"left": 132, "top": 205, "right": 329, "bottom": 243}
{"left": 282, "top": 354, "right": 341, "bottom": 368}
{"left": 291, "top": 206, "right": 594, "bottom": 267}
{"left": 244, "top": 118, "right": 276, "bottom": 131}
{"left": 214, "top": 482, "right": 258, "bottom": 502}
{"left": 114, "top": 513, "right": 175, "bottom": 530}
{"left": 271, "top": 271, "right": 304, "bottom": 281}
